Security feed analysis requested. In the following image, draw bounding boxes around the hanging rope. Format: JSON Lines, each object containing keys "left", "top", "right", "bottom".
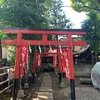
{"left": 24, "top": 43, "right": 29, "bottom": 83}
{"left": 59, "top": 44, "right": 62, "bottom": 54}
{"left": 49, "top": 42, "right": 52, "bottom": 52}
{"left": 49, "top": 45, "right": 52, "bottom": 52}
{"left": 38, "top": 43, "right": 42, "bottom": 53}
{"left": 29, "top": 44, "right": 32, "bottom": 53}
{"left": 25, "top": 63, "right": 28, "bottom": 83}
{"left": 27, "top": 44, "right": 29, "bottom": 70}
{"left": 28, "top": 41, "right": 32, "bottom": 53}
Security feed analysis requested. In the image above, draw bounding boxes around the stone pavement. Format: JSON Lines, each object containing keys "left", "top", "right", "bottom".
{"left": 35, "top": 73, "right": 53, "bottom": 100}
{"left": 10, "top": 73, "right": 53, "bottom": 100}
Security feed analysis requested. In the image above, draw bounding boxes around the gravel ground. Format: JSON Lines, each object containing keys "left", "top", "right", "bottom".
{"left": 0, "top": 72, "right": 100, "bottom": 100}
{"left": 75, "top": 86, "right": 100, "bottom": 100}
{"left": 51, "top": 73, "right": 100, "bottom": 100}
{"left": 51, "top": 73, "right": 69, "bottom": 100}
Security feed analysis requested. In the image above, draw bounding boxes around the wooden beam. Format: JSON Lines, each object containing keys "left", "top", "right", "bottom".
{"left": 1, "top": 39, "right": 86, "bottom": 46}
{"left": 2, "top": 39, "right": 17, "bottom": 45}
{"left": 22, "top": 40, "right": 67, "bottom": 46}
{"left": 72, "top": 41, "right": 86, "bottom": 46}
{"left": 2, "top": 29, "right": 86, "bottom": 35}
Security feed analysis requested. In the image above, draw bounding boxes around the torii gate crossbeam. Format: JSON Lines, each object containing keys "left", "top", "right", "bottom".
{"left": 2, "top": 29, "right": 86, "bottom": 100}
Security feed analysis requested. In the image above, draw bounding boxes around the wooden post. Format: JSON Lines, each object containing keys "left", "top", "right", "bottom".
{"left": 68, "top": 34, "right": 75, "bottom": 100}
{"left": 32, "top": 52, "right": 37, "bottom": 82}
{"left": 58, "top": 49, "right": 62, "bottom": 83}
{"left": 1, "top": 29, "right": 86, "bottom": 100}
{"left": 13, "top": 32, "right": 22, "bottom": 100}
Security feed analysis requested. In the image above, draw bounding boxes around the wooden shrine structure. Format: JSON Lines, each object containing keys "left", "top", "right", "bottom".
{"left": 1, "top": 29, "right": 86, "bottom": 100}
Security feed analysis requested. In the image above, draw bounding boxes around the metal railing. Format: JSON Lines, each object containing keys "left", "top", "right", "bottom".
{"left": 0, "top": 66, "right": 14, "bottom": 94}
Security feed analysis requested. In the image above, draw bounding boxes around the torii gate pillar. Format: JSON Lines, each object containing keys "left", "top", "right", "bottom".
{"left": 58, "top": 48, "right": 63, "bottom": 83}
{"left": 13, "top": 33, "right": 22, "bottom": 100}
{"left": 1, "top": 29, "right": 86, "bottom": 100}
{"left": 68, "top": 34, "right": 75, "bottom": 100}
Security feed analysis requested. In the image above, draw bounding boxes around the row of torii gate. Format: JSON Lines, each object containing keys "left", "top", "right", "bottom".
{"left": 1, "top": 29, "right": 86, "bottom": 100}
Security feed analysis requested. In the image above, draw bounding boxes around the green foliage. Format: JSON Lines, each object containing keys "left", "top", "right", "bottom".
{"left": 81, "top": 11, "right": 100, "bottom": 53}
{"left": 0, "top": 30, "right": 6, "bottom": 40}
{"left": 46, "top": 0, "right": 72, "bottom": 40}
{"left": 0, "top": 0, "right": 48, "bottom": 28}
{"left": 71, "top": 0, "right": 100, "bottom": 62}
{"left": 0, "top": 0, "right": 72, "bottom": 64}
{"left": 0, "top": 0, "right": 49, "bottom": 64}
{"left": 0, "top": 30, "right": 3, "bottom": 40}
{"left": 70, "top": 0, "right": 100, "bottom": 12}
{"left": 48, "top": 0, "right": 72, "bottom": 29}
{"left": 0, "top": 0, "right": 3, "bottom": 3}
{"left": 7, "top": 46, "right": 15, "bottom": 65}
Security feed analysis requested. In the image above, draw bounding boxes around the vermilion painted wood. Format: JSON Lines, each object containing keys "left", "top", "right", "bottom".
{"left": 2, "top": 29, "right": 86, "bottom": 79}
{"left": 72, "top": 41, "right": 86, "bottom": 46}
{"left": 2, "top": 29, "right": 86, "bottom": 35}
{"left": 33, "top": 52, "right": 37, "bottom": 73}
{"left": 42, "top": 53, "right": 57, "bottom": 56}
{"left": 2, "top": 29, "right": 86, "bottom": 100}
{"left": 14, "top": 33, "right": 22, "bottom": 79}
{"left": 42, "top": 34, "right": 47, "bottom": 42}
{"left": 58, "top": 49, "right": 62, "bottom": 73}
{"left": 22, "top": 40, "right": 68, "bottom": 46}
{"left": 68, "top": 34, "right": 75, "bottom": 79}
{"left": 2, "top": 39, "right": 86, "bottom": 46}
{"left": 2, "top": 39, "right": 17, "bottom": 45}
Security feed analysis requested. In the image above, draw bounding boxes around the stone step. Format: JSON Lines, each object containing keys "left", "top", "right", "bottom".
{"left": 80, "top": 78, "right": 92, "bottom": 84}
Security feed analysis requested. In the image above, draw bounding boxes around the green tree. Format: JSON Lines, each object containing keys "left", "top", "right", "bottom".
{"left": 0, "top": 0, "right": 50, "bottom": 65}
{"left": 48, "top": 0, "right": 72, "bottom": 29}
{"left": 0, "top": 0, "right": 48, "bottom": 28}
{"left": 0, "top": 0, "right": 73, "bottom": 65}
{"left": 70, "top": 0, "right": 100, "bottom": 12}
{"left": 0, "top": 30, "right": 6, "bottom": 67}
{"left": 0, "top": 30, "right": 3, "bottom": 82}
{"left": 0, "top": 30, "right": 3, "bottom": 67}
{"left": 81, "top": 11, "right": 100, "bottom": 62}
{"left": 47, "top": 0, "right": 72, "bottom": 40}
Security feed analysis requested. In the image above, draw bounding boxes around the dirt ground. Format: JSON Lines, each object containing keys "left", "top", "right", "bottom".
{"left": 0, "top": 74, "right": 43, "bottom": 100}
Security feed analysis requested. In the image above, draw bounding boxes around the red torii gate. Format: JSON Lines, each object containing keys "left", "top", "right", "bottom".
{"left": 1, "top": 29, "right": 86, "bottom": 100}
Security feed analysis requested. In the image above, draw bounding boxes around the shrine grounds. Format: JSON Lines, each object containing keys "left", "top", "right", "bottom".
{"left": 0, "top": 63, "right": 100, "bottom": 100}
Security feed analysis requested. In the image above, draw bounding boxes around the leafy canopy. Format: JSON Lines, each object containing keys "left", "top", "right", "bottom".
{"left": 48, "top": 0, "right": 72, "bottom": 29}
{"left": 70, "top": 0, "right": 100, "bottom": 12}
{"left": 81, "top": 11, "right": 100, "bottom": 53}
{"left": 0, "top": 30, "right": 6, "bottom": 40}
{"left": 0, "top": 0, "right": 48, "bottom": 28}
{"left": 0, "top": 0, "right": 73, "bottom": 64}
